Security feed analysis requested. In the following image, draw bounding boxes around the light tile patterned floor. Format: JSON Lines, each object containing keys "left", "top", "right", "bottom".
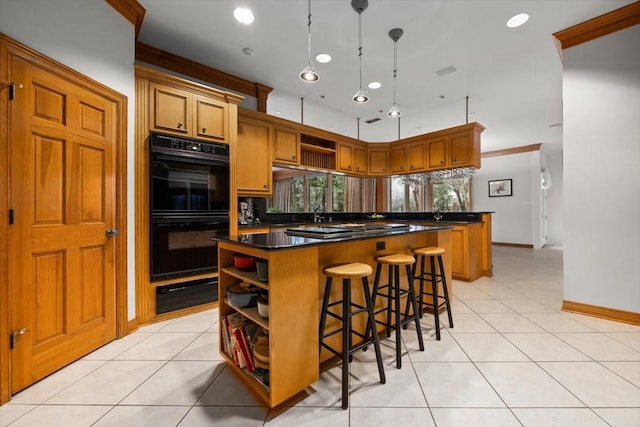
{"left": 1, "top": 246, "right": 639, "bottom": 426}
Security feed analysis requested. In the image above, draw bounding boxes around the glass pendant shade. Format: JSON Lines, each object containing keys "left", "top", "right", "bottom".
{"left": 300, "top": 63, "right": 319, "bottom": 82}
{"left": 353, "top": 89, "right": 369, "bottom": 103}
{"left": 387, "top": 103, "right": 402, "bottom": 117}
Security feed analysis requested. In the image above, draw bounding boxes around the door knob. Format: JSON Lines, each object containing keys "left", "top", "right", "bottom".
{"left": 10, "top": 328, "right": 29, "bottom": 349}
{"left": 106, "top": 228, "right": 119, "bottom": 237}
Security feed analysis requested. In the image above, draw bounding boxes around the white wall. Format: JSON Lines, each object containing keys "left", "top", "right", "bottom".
{"left": 563, "top": 25, "right": 640, "bottom": 313}
{"left": 0, "top": 0, "right": 137, "bottom": 319}
{"left": 545, "top": 148, "right": 564, "bottom": 246}
{"left": 473, "top": 150, "right": 542, "bottom": 247}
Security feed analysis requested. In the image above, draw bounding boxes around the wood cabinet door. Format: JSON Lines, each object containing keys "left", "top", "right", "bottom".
{"left": 273, "top": 126, "right": 300, "bottom": 164}
{"left": 150, "top": 82, "right": 191, "bottom": 135}
{"left": 427, "top": 137, "right": 447, "bottom": 170}
{"left": 194, "top": 95, "right": 227, "bottom": 142}
{"left": 337, "top": 142, "right": 354, "bottom": 172}
{"left": 450, "top": 226, "right": 468, "bottom": 279}
{"left": 368, "top": 149, "right": 389, "bottom": 174}
{"left": 9, "top": 56, "right": 117, "bottom": 393}
{"left": 237, "top": 118, "right": 272, "bottom": 195}
{"left": 407, "top": 141, "right": 426, "bottom": 172}
{"left": 389, "top": 146, "right": 406, "bottom": 173}
{"left": 354, "top": 146, "right": 368, "bottom": 174}
{"left": 450, "top": 132, "right": 474, "bottom": 167}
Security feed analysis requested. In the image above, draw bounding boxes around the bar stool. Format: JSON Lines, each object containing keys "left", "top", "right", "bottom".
{"left": 366, "top": 254, "right": 424, "bottom": 369}
{"left": 319, "top": 262, "right": 386, "bottom": 410}
{"left": 412, "top": 247, "right": 453, "bottom": 340}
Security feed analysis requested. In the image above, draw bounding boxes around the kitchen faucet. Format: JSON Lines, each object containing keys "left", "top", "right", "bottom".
{"left": 434, "top": 211, "right": 443, "bottom": 221}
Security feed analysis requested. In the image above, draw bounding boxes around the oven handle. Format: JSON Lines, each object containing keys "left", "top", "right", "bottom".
{"left": 152, "top": 151, "right": 229, "bottom": 166}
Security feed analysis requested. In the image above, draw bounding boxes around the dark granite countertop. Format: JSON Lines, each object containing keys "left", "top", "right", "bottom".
{"left": 219, "top": 224, "right": 453, "bottom": 250}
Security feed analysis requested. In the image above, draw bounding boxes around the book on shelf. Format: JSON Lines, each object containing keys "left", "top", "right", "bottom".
{"left": 225, "top": 312, "right": 257, "bottom": 372}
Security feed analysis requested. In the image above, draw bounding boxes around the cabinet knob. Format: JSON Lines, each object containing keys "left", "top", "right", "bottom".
{"left": 349, "top": 165, "right": 352, "bottom": 169}
{"left": 440, "top": 160, "right": 444, "bottom": 165}
{"left": 177, "top": 122, "right": 183, "bottom": 128}
{"left": 410, "top": 165, "right": 414, "bottom": 169}
{"left": 202, "top": 127, "right": 207, "bottom": 133}
{"left": 292, "top": 155, "right": 296, "bottom": 160}
{"left": 401, "top": 166, "right": 404, "bottom": 170}
{"left": 263, "top": 184, "right": 268, "bottom": 188}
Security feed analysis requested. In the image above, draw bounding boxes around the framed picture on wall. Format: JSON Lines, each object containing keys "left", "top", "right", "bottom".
{"left": 488, "top": 179, "right": 512, "bottom": 197}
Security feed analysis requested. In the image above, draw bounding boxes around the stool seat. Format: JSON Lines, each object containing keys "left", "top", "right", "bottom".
{"left": 413, "top": 246, "right": 445, "bottom": 256}
{"left": 375, "top": 254, "right": 415, "bottom": 265}
{"left": 324, "top": 263, "right": 372, "bottom": 278}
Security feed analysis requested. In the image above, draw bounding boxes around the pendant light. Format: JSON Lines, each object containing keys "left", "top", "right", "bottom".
{"left": 300, "top": 0, "right": 319, "bottom": 82}
{"left": 351, "top": 0, "right": 369, "bottom": 103}
{"left": 387, "top": 28, "right": 403, "bottom": 117}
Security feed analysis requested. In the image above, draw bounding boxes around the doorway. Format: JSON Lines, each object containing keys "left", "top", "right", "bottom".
{"left": 0, "top": 35, "right": 128, "bottom": 403}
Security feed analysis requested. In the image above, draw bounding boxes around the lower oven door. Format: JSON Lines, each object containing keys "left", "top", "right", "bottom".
{"left": 151, "top": 216, "right": 228, "bottom": 281}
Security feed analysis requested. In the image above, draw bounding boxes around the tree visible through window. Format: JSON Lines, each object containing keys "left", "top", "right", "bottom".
{"left": 432, "top": 176, "right": 472, "bottom": 211}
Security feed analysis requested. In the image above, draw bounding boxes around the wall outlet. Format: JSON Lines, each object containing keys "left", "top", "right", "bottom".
{"left": 376, "top": 241, "right": 385, "bottom": 250}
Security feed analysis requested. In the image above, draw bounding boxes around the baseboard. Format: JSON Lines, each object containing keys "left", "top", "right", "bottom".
{"left": 562, "top": 300, "right": 640, "bottom": 326}
{"left": 126, "top": 318, "right": 138, "bottom": 335}
{"left": 492, "top": 242, "right": 534, "bottom": 249}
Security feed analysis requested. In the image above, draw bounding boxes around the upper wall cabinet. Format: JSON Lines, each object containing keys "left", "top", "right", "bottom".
{"left": 426, "top": 122, "right": 485, "bottom": 171}
{"left": 368, "top": 146, "right": 389, "bottom": 175}
{"left": 237, "top": 117, "right": 273, "bottom": 196}
{"left": 337, "top": 142, "right": 367, "bottom": 174}
{"left": 273, "top": 125, "right": 300, "bottom": 166}
{"left": 150, "top": 82, "right": 228, "bottom": 143}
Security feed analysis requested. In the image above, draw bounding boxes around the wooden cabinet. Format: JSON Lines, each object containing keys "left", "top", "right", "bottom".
{"left": 407, "top": 140, "right": 426, "bottom": 172}
{"left": 150, "top": 82, "right": 228, "bottom": 143}
{"left": 337, "top": 142, "right": 367, "bottom": 174}
{"left": 426, "top": 123, "right": 484, "bottom": 171}
{"left": 389, "top": 140, "right": 426, "bottom": 174}
{"left": 354, "top": 146, "right": 368, "bottom": 174}
{"left": 446, "top": 224, "right": 482, "bottom": 281}
{"left": 337, "top": 142, "right": 355, "bottom": 173}
{"left": 368, "top": 147, "right": 389, "bottom": 175}
{"left": 237, "top": 117, "right": 272, "bottom": 195}
{"left": 273, "top": 126, "right": 300, "bottom": 165}
{"left": 390, "top": 145, "right": 406, "bottom": 173}
{"left": 218, "top": 242, "right": 319, "bottom": 407}
{"left": 427, "top": 136, "right": 448, "bottom": 170}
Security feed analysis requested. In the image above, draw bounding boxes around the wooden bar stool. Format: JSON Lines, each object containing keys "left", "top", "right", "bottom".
{"left": 319, "top": 262, "right": 386, "bottom": 410}
{"left": 412, "top": 246, "right": 453, "bottom": 340}
{"left": 365, "top": 254, "right": 424, "bottom": 369}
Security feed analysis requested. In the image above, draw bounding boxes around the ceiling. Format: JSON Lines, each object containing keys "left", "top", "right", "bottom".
{"left": 137, "top": 0, "right": 632, "bottom": 151}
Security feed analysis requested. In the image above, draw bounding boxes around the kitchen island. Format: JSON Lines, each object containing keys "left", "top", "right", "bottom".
{"left": 216, "top": 224, "right": 452, "bottom": 407}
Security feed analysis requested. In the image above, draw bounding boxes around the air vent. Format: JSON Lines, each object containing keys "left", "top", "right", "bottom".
{"left": 365, "top": 117, "right": 381, "bottom": 124}
{"left": 435, "top": 66, "right": 456, "bottom": 77}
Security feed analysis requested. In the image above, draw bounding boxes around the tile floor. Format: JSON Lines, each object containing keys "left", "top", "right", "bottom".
{"left": 1, "top": 246, "right": 639, "bottom": 426}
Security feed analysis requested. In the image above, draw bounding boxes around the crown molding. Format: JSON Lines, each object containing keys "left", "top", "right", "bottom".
{"left": 553, "top": 1, "right": 640, "bottom": 50}
{"left": 105, "top": 0, "right": 146, "bottom": 38}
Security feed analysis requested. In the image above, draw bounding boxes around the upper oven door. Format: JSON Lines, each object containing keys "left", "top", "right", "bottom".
{"left": 151, "top": 152, "right": 230, "bottom": 214}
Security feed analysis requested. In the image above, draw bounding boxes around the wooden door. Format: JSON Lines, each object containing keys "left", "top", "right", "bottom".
{"left": 337, "top": 142, "right": 354, "bottom": 172}
{"left": 273, "top": 126, "right": 300, "bottom": 165}
{"left": 389, "top": 145, "right": 406, "bottom": 173}
{"left": 9, "top": 56, "right": 117, "bottom": 393}
{"left": 450, "top": 132, "right": 473, "bottom": 167}
{"left": 150, "top": 82, "right": 191, "bottom": 135}
{"left": 407, "top": 140, "right": 426, "bottom": 172}
{"left": 353, "top": 146, "right": 367, "bottom": 174}
{"left": 427, "top": 137, "right": 447, "bottom": 170}
{"left": 236, "top": 118, "right": 272, "bottom": 195}
{"left": 194, "top": 95, "right": 227, "bottom": 142}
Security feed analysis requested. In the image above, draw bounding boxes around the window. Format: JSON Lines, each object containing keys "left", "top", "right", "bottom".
{"left": 431, "top": 176, "right": 472, "bottom": 211}
{"left": 389, "top": 174, "right": 428, "bottom": 212}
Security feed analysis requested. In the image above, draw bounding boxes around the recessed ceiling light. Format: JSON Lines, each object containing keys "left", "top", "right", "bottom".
{"left": 315, "top": 53, "right": 332, "bottom": 63}
{"left": 242, "top": 47, "right": 255, "bottom": 56}
{"left": 368, "top": 81, "right": 382, "bottom": 89}
{"left": 233, "top": 7, "right": 255, "bottom": 24}
{"left": 506, "top": 13, "right": 529, "bottom": 28}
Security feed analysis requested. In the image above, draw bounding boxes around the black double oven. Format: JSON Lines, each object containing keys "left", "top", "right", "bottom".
{"left": 150, "top": 133, "right": 229, "bottom": 313}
